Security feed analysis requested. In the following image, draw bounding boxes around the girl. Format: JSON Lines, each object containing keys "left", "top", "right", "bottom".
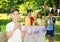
{"left": 35, "top": 12, "right": 46, "bottom": 42}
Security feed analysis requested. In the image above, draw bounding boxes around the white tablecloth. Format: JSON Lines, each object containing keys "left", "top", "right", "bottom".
{"left": 23, "top": 26, "right": 45, "bottom": 42}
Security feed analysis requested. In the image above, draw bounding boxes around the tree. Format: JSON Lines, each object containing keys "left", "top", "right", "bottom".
{"left": 0, "top": 0, "right": 18, "bottom": 13}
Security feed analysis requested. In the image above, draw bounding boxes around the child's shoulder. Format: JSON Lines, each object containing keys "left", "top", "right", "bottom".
{"left": 52, "top": 17, "right": 56, "bottom": 20}
{"left": 7, "top": 22, "right": 14, "bottom": 26}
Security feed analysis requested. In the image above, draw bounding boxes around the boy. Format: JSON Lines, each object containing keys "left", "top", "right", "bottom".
{"left": 6, "top": 8, "right": 24, "bottom": 42}
{"left": 46, "top": 12, "right": 56, "bottom": 42}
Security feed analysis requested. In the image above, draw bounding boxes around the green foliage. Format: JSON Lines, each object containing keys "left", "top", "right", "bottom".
{"left": 0, "top": 0, "right": 60, "bottom": 13}
{"left": 0, "top": 0, "right": 18, "bottom": 13}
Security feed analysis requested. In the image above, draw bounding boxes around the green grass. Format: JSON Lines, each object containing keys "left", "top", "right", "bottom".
{"left": 1, "top": 25, "right": 6, "bottom": 32}
{"left": 54, "top": 22, "right": 60, "bottom": 42}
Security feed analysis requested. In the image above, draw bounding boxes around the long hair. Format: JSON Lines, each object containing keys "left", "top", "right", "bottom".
{"left": 37, "top": 12, "right": 42, "bottom": 19}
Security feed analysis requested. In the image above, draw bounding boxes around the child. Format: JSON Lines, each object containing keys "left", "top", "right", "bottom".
{"left": 35, "top": 12, "right": 46, "bottom": 26}
{"left": 24, "top": 12, "right": 34, "bottom": 42}
{"left": 24, "top": 12, "right": 34, "bottom": 26}
{"left": 35, "top": 12, "right": 46, "bottom": 42}
{"left": 46, "top": 12, "right": 56, "bottom": 42}
{"left": 6, "top": 8, "right": 24, "bottom": 42}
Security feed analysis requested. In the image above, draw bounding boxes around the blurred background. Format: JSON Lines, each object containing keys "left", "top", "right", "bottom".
{"left": 0, "top": 0, "right": 60, "bottom": 42}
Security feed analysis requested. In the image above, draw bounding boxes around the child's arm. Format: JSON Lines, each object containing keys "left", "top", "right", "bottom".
{"left": 6, "top": 27, "right": 16, "bottom": 39}
{"left": 44, "top": 18, "right": 48, "bottom": 25}
{"left": 34, "top": 22, "right": 39, "bottom": 26}
{"left": 21, "top": 28, "right": 25, "bottom": 38}
{"left": 19, "top": 24, "right": 25, "bottom": 38}
{"left": 6, "top": 23, "right": 19, "bottom": 39}
{"left": 52, "top": 18, "right": 56, "bottom": 24}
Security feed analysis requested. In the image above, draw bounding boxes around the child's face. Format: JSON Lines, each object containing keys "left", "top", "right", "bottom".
{"left": 38, "top": 14, "right": 42, "bottom": 18}
{"left": 11, "top": 11, "right": 20, "bottom": 21}
{"left": 49, "top": 14, "right": 53, "bottom": 18}
{"left": 28, "top": 13, "right": 31, "bottom": 17}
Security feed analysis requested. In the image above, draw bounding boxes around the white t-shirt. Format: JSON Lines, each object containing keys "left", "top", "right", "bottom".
{"left": 6, "top": 22, "right": 22, "bottom": 42}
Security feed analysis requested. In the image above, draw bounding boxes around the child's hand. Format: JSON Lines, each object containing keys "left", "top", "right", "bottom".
{"left": 6, "top": 31, "right": 13, "bottom": 39}
{"left": 21, "top": 30, "right": 25, "bottom": 38}
{"left": 35, "top": 22, "right": 39, "bottom": 26}
{"left": 14, "top": 22, "right": 21, "bottom": 29}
